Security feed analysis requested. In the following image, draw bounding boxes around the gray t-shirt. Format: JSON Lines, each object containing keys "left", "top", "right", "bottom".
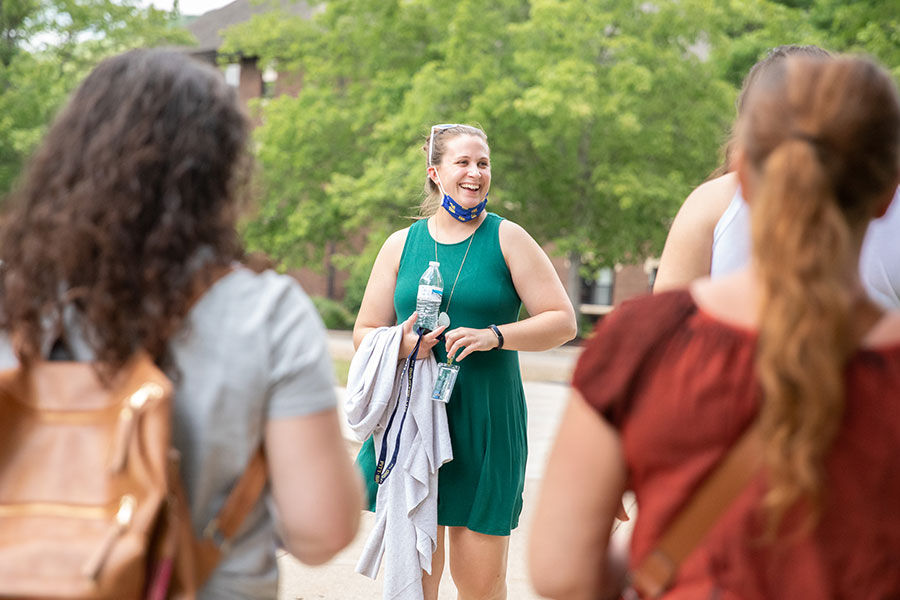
{"left": 0, "top": 268, "right": 337, "bottom": 599}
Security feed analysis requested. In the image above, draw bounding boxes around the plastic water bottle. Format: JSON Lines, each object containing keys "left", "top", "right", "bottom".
{"left": 415, "top": 261, "right": 443, "bottom": 331}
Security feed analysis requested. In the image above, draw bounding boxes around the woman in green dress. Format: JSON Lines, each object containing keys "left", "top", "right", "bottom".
{"left": 353, "top": 124, "right": 577, "bottom": 599}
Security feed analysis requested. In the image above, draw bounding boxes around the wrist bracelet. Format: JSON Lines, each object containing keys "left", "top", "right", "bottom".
{"left": 489, "top": 324, "right": 504, "bottom": 350}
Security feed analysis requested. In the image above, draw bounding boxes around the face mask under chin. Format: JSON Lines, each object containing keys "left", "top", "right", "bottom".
{"left": 440, "top": 193, "right": 488, "bottom": 222}
{"left": 434, "top": 171, "right": 488, "bottom": 222}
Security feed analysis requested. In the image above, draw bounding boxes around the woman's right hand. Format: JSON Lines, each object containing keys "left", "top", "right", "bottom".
{"left": 399, "top": 312, "right": 446, "bottom": 359}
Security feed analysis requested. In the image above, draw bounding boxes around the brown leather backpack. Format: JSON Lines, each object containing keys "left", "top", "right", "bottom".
{"left": 0, "top": 346, "right": 266, "bottom": 598}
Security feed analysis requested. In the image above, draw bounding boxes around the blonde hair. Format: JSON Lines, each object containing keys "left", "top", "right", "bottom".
{"left": 738, "top": 56, "right": 900, "bottom": 533}
{"left": 419, "top": 124, "right": 488, "bottom": 216}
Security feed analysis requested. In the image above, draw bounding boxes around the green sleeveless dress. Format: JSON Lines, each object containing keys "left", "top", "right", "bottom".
{"left": 356, "top": 213, "right": 527, "bottom": 535}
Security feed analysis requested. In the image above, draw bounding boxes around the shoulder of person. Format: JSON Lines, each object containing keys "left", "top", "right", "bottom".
{"left": 577, "top": 290, "right": 699, "bottom": 379}
{"left": 573, "top": 290, "right": 697, "bottom": 424}
{"left": 596, "top": 291, "right": 696, "bottom": 342}
{"left": 497, "top": 217, "right": 545, "bottom": 266}
{"left": 381, "top": 226, "right": 411, "bottom": 253}
{"left": 189, "top": 268, "right": 325, "bottom": 345}
{"left": 677, "top": 172, "right": 739, "bottom": 229}
{"left": 373, "top": 226, "right": 412, "bottom": 270}
{"left": 497, "top": 217, "right": 536, "bottom": 247}
{"left": 386, "top": 226, "right": 411, "bottom": 245}
{"left": 224, "top": 267, "right": 313, "bottom": 309}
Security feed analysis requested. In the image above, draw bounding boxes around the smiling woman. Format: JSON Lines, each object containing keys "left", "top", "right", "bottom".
{"left": 352, "top": 123, "right": 577, "bottom": 600}
{"left": 421, "top": 124, "right": 492, "bottom": 222}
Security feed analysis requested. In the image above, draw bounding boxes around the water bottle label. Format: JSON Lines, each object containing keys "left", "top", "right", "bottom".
{"left": 417, "top": 285, "right": 443, "bottom": 299}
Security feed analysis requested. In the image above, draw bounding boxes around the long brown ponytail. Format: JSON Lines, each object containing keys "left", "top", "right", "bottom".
{"left": 752, "top": 138, "right": 855, "bottom": 530}
{"left": 739, "top": 56, "right": 900, "bottom": 532}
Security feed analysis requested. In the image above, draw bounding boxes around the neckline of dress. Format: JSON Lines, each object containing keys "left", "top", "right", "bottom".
{"left": 426, "top": 213, "right": 490, "bottom": 247}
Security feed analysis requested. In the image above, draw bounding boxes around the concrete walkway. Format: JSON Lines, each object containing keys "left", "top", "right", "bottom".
{"left": 278, "top": 332, "right": 582, "bottom": 599}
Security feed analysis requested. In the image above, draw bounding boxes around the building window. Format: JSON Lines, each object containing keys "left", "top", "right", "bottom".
{"left": 224, "top": 63, "right": 241, "bottom": 88}
{"left": 581, "top": 267, "right": 615, "bottom": 307}
{"left": 262, "top": 66, "right": 278, "bottom": 98}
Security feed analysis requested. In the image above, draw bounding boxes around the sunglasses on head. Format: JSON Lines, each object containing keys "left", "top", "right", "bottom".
{"left": 428, "top": 123, "right": 465, "bottom": 167}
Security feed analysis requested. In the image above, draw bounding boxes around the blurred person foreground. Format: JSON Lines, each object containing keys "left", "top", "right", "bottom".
{"left": 531, "top": 54, "right": 900, "bottom": 600}
{"left": 0, "top": 48, "right": 362, "bottom": 598}
{"left": 654, "top": 44, "right": 900, "bottom": 310}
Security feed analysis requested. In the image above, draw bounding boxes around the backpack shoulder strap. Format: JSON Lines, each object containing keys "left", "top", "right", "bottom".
{"left": 629, "top": 297, "right": 887, "bottom": 597}
{"left": 162, "top": 263, "right": 265, "bottom": 587}
{"left": 192, "top": 447, "right": 267, "bottom": 584}
{"left": 628, "top": 423, "right": 763, "bottom": 598}
{"left": 183, "top": 264, "right": 267, "bottom": 584}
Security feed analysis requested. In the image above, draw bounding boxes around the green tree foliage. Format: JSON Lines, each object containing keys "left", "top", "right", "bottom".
{"left": 808, "top": 0, "right": 900, "bottom": 78}
{"left": 709, "top": 0, "right": 899, "bottom": 89}
{"left": 227, "top": 0, "right": 898, "bottom": 310}
{"left": 227, "top": 0, "right": 445, "bottom": 276}
{"left": 0, "top": 0, "right": 190, "bottom": 195}
{"left": 501, "top": 0, "right": 732, "bottom": 272}
{"left": 232, "top": 0, "right": 731, "bottom": 307}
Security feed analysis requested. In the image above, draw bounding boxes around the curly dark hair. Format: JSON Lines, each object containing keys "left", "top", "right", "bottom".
{"left": 0, "top": 48, "right": 249, "bottom": 374}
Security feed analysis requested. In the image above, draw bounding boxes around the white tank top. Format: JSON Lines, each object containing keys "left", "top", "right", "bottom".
{"left": 710, "top": 188, "right": 900, "bottom": 310}
{"left": 710, "top": 189, "right": 751, "bottom": 278}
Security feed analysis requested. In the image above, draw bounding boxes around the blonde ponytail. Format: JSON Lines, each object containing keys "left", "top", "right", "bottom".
{"left": 751, "top": 138, "right": 855, "bottom": 533}
{"left": 736, "top": 55, "right": 900, "bottom": 535}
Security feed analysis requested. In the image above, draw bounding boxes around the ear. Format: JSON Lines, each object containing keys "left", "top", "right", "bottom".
{"left": 427, "top": 165, "right": 439, "bottom": 185}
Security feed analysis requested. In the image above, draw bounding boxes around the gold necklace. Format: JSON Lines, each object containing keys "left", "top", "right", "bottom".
{"left": 433, "top": 217, "right": 476, "bottom": 329}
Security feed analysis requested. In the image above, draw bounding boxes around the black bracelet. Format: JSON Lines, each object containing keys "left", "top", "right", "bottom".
{"left": 489, "top": 324, "right": 504, "bottom": 350}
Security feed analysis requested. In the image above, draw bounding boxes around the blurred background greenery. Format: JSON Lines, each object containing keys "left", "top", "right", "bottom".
{"left": 2, "top": 0, "right": 898, "bottom": 328}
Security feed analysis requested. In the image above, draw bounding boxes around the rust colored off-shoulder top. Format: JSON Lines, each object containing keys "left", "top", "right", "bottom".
{"left": 572, "top": 289, "right": 900, "bottom": 600}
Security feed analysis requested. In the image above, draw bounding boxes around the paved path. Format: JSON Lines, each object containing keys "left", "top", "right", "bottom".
{"left": 278, "top": 332, "right": 581, "bottom": 599}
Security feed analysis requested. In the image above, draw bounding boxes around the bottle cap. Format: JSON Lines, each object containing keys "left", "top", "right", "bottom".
{"left": 429, "top": 261, "right": 440, "bottom": 267}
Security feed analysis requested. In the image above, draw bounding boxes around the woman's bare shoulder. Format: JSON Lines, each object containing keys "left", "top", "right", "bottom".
{"left": 680, "top": 172, "right": 739, "bottom": 228}
{"left": 377, "top": 226, "right": 412, "bottom": 260}
{"left": 385, "top": 226, "right": 411, "bottom": 246}
{"left": 497, "top": 216, "right": 527, "bottom": 237}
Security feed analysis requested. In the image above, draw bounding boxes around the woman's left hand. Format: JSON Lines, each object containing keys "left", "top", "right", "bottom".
{"left": 444, "top": 327, "right": 499, "bottom": 362}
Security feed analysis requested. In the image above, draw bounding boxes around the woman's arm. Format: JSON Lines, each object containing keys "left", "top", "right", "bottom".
{"left": 353, "top": 229, "right": 407, "bottom": 350}
{"left": 444, "top": 220, "right": 576, "bottom": 362}
{"left": 529, "top": 390, "right": 627, "bottom": 600}
{"left": 653, "top": 173, "right": 738, "bottom": 293}
{"left": 265, "top": 408, "right": 364, "bottom": 565}
{"left": 352, "top": 228, "right": 445, "bottom": 358}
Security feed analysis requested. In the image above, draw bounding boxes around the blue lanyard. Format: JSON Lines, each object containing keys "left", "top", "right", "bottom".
{"left": 374, "top": 330, "right": 424, "bottom": 485}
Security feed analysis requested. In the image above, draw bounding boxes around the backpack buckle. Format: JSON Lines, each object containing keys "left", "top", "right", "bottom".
{"left": 202, "top": 518, "right": 230, "bottom": 552}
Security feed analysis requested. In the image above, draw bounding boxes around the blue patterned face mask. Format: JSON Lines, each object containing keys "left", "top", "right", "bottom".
{"left": 441, "top": 192, "right": 488, "bottom": 222}
{"left": 434, "top": 169, "right": 488, "bottom": 222}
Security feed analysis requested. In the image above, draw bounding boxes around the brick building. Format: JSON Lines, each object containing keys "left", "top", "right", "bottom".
{"left": 184, "top": 0, "right": 316, "bottom": 109}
